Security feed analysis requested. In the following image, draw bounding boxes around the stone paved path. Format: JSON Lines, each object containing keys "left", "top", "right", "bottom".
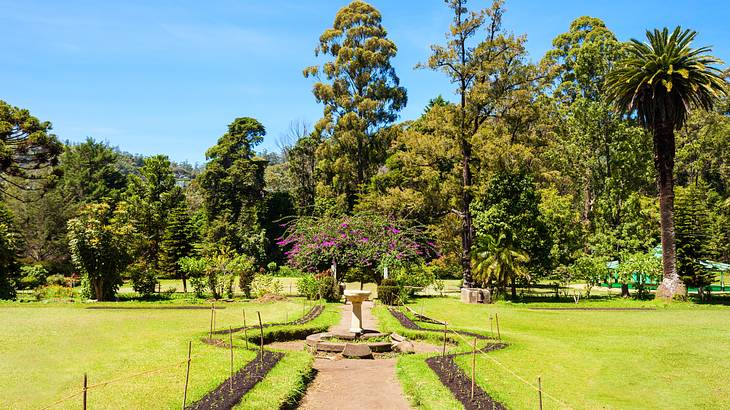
{"left": 297, "top": 301, "right": 413, "bottom": 410}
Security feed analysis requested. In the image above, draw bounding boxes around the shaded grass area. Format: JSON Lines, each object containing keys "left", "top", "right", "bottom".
{"left": 0, "top": 300, "right": 309, "bottom": 409}
{"left": 402, "top": 297, "right": 730, "bottom": 410}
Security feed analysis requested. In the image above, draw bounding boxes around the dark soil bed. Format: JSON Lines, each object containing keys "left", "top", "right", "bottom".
{"left": 212, "top": 304, "right": 324, "bottom": 335}
{"left": 387, "top": 307, "right": 490, "bottom": 340}
{"left": 528, "top": 307, "right": 656, "bottom": 311}
{"left": 185, "top": 350, "right": 283, "bottom": 410}
{"left": 387, "top": 307, "right": 508, "bottom": 408}
{"left": 86, "top": 306, "right": 225, "bottom": 310}
{"left": 426, "top": 344, "right": 507, "bottom": 410}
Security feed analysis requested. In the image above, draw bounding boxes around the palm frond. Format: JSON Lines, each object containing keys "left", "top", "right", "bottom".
{"left": 605, "top": 26, "right": 728, "bottom": 131}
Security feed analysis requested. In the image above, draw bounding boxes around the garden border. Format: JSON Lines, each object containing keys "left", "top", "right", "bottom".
{"left": 386, "top": 306, "right": 507, "bottom": 409}
{"left": 211, "top": 304, "right": 324, "bottom": 335}
{"left": 185, "top": 351, "right": 283, "bottom": 410}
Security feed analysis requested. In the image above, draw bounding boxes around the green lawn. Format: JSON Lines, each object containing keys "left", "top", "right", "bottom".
{"left": 382, "top": 297, "right": 730, "bottom": 409}
{"left": 0, "top": 299, "right": 311, "bottom": 409}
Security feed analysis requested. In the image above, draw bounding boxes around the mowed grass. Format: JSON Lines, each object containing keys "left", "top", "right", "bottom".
{"left": 399, "top": 297, "right": 730, "bottom": 410}
{"left": 0, "top": 300, "right": 310, "bottom": 410}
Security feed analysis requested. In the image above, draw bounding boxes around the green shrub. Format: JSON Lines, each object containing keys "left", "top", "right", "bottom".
{"left": 278, "top": 265, "right": 305, "bottom": 277}
{"left": 250, "top": 274, "right": 283, "bottom": 298}
{"left": 266, "top": 261, "right": 278, "bottom": 273}
{"left": 317, "top": 275, "right": 341, "bottom": 302}
{"left": 130, "top": 269, "right": 158, "bottom": 298}
{"left": 19, "top": 264, "right": 49, "bottom": 290}
{"left": 34, "top": 284, "right": 76, "bottom": 300}
{"left": 189, "top": 276, "right": 207, "bottom": 298}
{"left": 179, "top": 257, "right": 208, "bottom": 297}
{"left": 377, "top": 278, "right": 401, "bottom": 305}
{"left": 393, "top": 264, "right": 436, "bottom": 296}
{"left": 297, "top": 275, "right": 319, "bottom": 300}
{"left": 46, "top": 274, "right": 67, "bottom": 287}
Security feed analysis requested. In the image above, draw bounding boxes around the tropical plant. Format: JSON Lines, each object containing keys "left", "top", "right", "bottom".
{"left": 472, "top": 233, "right": 530, "bottom": 299}
{"left": 605, "top": 27, "right": 728, "bottom": 299}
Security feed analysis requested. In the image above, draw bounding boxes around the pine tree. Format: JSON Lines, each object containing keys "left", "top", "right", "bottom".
{"left": 0, "top": 203, "right": 21, "bottom": 299}
{"left": 675, "top": 184, "right": 714, "bottom": 300}
{"left": 159, "top": 205, "right": 194, "bottom": 292}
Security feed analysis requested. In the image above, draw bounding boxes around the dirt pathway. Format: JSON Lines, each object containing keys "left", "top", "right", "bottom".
{"left": 297, "top": 301, "right": 413, "bottom": 410}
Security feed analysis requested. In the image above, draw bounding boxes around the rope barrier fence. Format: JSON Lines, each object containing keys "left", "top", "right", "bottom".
{"left": 402, "top": 305, "right": 574, "bottom": 410}
{"left": 36, "top": 304, "right": 314, "bottom": 410}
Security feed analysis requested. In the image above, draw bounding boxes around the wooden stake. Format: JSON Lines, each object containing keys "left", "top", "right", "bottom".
{"left": 83, "top": 373, "right": 88, "bottom": 410}
{"left": 243, "top": 309, "right": 249, "bottom": 350}
{"left": 209, "top": 303, "right": 214, "bottom": 339}
{"left": 229, "top": 328, "right": 234, "bottom": 392}
{"left": 212, "top": 303, "right": 216, "bottom": 333}
{"left": 538, "top": 376, "right": 543, "bottom": 410}
{"left": 257, "top": 311, "right": 264, "bottom": 363}
{"left": 471, "top": 338, "right": 477, "bottom": 400}
{"left": 442, "top": 323, "right": 447, "bottom": 358}
{"left": 182, "top": 341, "right": 191, "bottom": 410}
{"left": 495, "top": 313, "right": 501, "bottom": 340}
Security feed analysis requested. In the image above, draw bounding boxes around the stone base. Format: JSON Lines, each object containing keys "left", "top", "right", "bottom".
{"left": 461, "top": 288, "right": 492, "bottom": 304}
{"left": 342, "top": 343, "right": 374, "bottom": 359}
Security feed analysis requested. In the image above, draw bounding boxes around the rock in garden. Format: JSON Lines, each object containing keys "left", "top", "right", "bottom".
{"left": 342, "top": 343, "right": 373, "bottom": 359}
{"left": 393, "top": 341, "right": 415, "bottom": 354}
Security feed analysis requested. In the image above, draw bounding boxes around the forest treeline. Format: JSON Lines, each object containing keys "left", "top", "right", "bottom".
{"left": 1, "top": 1, "right": 728, "bottom": 301}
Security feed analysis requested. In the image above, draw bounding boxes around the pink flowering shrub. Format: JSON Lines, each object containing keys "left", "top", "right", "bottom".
{"left": 278, "top": 213, "right": 430, "bottom": 275}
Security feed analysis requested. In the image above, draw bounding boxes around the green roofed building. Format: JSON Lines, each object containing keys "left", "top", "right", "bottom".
{"left": 605, "top": 246, "right": 730, "bottom": 292}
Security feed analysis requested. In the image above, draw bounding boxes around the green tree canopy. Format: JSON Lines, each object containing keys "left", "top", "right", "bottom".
{"left": 125, "top": 155, "right": 184, "bottom": 269}
{"left": 67, "top": 202, "right": 138, "bottom": 301}
{"left": 304, "top": 0, "right": 407, "bottom": 210}
{"left": 0, "top": 100, "right": 62, "bottom": 198}
{"left": 198, "top": 117, "right": 267, "bottom": 262}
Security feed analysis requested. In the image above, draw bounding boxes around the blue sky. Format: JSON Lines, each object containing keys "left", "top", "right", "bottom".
{"left": 1, "top": 0, "right": 728, "bottom": 164}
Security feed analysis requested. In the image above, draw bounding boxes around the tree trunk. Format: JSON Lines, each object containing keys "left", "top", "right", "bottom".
{"left": 652, "top": 123, "right": 687, "bottom": 300}
{"left": 93, "top": 279, "right": 105, "bottom": 301}
{"left": 461, "top": 135, "right": 474, "bottom": 288}
{"left": 621, "top": 283, "right": 630, "bottom": 298}
{"left": 510, "top": 277, "right": 517, "bottom": 300}
{"left": 181, "top": 273, "right": 188, "bottom": 293}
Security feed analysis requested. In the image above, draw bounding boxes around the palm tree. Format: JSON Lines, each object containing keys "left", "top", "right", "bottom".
{"left": 605, "top": 27, "right": 727, "bottom": 300}
{"left": 472, "top": 233, "right": 530, "bottom": 299}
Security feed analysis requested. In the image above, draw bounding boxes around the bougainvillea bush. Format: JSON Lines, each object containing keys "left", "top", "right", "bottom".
{"left": 278, "top": 213, "right": 431, "bottom": 279}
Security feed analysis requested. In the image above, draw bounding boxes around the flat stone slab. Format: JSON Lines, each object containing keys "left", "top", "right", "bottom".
{"left": 342, "top": 343, "right": 373, "bottom": 359}
{"left": 306, "top": 332, "right": 392, "bottom": 353}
